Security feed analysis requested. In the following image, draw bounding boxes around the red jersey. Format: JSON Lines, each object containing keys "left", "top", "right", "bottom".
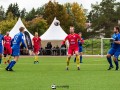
{"left": 4, "top": 35, "right": 12, "bottom": 47}
{"left": 32, "top": 36, "right": 41, "bottom": 48}
{"left": 63, "top": 33, "right": 84, "bottom": 48}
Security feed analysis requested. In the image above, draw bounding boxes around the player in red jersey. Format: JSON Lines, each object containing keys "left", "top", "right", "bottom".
{"left": 32, "top": 32, "right": 41, "bottom": 64}
{"left": 3, "top": 32, "right": 12, "bottom": 64}
{"left": 62, "top": 26, "right": 84, "bottom": 70}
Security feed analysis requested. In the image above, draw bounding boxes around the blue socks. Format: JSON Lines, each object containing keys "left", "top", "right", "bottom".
{"left": 80, "top": 56, "right": 82, "bottom": 63}
{"left": 114, "top": 60, "right": 119, "bottom": 68}
{"left": 74, "top": 56, "right": 83, "bottom": 63}
{"left": 74, "top": 57, "right": 76, "bottom": 62}
{"left": 6, "top": 60, "right": 16, "bottom": 70}
{"left": 107, "top": 57, "right": 113, "bottom": 67}
{"left": 0, "top": 58, "right": 2, "bottom": 64}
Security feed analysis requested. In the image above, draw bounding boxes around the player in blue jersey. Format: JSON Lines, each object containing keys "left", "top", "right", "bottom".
{"left": 0, "top": 30, "right": 4, "bottom": 65}
{"left": 6, "top": 27, "right": 28, "bottom": 71}
{"left": 74, "top": 32, "right": 84, "bottom": 63}
{"left": 107, "top": 26, "right": 120, "bottom": 71}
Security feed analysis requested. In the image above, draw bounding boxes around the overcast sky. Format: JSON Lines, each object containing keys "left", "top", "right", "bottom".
{"left": 0, "top": 0, "right": 120, "bottom": 12}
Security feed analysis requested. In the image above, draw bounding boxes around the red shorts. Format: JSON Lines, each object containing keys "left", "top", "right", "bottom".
{"left": 68, "top": 47, "right": 78, "bottom": 55}
{"left": 4, "top": 47, "right": 12, "bottom": 55}
{"left": 33, "top": 47, "right": 40, "bottom": 53}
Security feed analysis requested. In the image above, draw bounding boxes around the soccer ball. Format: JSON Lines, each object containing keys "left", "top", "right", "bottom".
{"left": 54, "top": 20, "right": 60, "bottom": 26}
{"left": 51, "top": 84, "right": 56, "bottom": 89}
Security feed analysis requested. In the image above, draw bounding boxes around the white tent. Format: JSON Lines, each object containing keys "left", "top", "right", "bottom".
{"left": 40, "top": 17, "right": 67, "bottom": 40}
{"left": 9, "top": 18, "right": 34, "bottom": 39}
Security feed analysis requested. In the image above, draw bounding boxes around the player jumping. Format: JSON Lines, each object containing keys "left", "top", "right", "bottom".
{"left": 32, "top": 32, "right": 41, "bottom": 64}
{"left": 62, "top": 26, "right": 84, "bottom": 70}
{"left": 106, "top": 26, "right": 120, "bottom": 71}
{"left": 3, "top": 31, "right": 12, "bottom": 64}
{"left": 0, "top": 30, "right": 4, "bottom": 65}
{"left": 6, "top": 27, "right": 27, "bottom": 71}
{"left": 74, "top": 32, "right": 84, "bottom": 63}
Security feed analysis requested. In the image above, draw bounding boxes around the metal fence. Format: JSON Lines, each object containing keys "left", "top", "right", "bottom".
{"left": 20, "top": 39, "right": 111, "bottom": 56}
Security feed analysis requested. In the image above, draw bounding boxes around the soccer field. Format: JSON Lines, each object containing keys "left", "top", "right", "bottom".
{"left": 0, "top": 56, "right": 120, "bottom": 90}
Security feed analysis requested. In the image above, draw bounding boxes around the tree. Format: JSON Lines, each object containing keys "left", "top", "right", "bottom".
{"left": 0, "top": 6, "right": 5, "bottom": 20}
{"left": 88, "top": 0, "right": 120, "bottom": 37}
{"left": 25, "top": 17, "right": 48, "bottom": 36}
{"left": 20, "top": 8, "right": 26, "bottom": 18}
{"left": 6, "top": 3, "right": 20, "bottom": 18}
{"left": 71, "top": 2, "right": 86, "bottom": 33}
{"left": 25, "top": 8, "right": 36, "bottom": 21}
{"left": 36, "top": 6, "right": 45, "bottom": 16}
{"left": 0, "top": 12, "right": 17, "bottom": 34}
{"left": 43, "top": 1, "right": 56, "bottom": 25}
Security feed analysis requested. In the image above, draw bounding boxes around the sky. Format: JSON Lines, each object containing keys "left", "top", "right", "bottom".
{"left": 0, "top": 0, "right": 120, "bottom": 12}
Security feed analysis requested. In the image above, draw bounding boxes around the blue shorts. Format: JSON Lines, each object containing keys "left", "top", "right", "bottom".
{"left": 79, "top": 47, "right": 83, "bottom": 52}
{"left": 12, "top": 47, "right": 20, "bottom": 56}
{"left": 108, "top": 48, "right": 120, "bottom": 58}
{"left": 0, "top": 46, "right": 3, "bottom": 54}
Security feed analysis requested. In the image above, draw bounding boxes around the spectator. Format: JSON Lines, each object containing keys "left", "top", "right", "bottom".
{"left": 52, "top": 47, "right": 57, "bottom": 55}
{"left": 56, "top": 45, "right": 60, "bottom": 55}
{"left": 46, "top": 42, "right": 52, "bottom": 55}
{"left": 61, "top": 44, "right": 66, "bottom": 55}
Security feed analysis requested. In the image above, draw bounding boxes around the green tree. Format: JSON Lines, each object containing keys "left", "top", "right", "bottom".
{"left": 88, "top": 0, "right": 120, "bottom": 37}
{"left": 0, "top": 12, "right": 17, "bottom": 34}
{"left": 6, "top": 3, "right": 20, "bottom": 18}
{"left": 25, "top": 8, "right": 36, "bottom": 21}
{"left": 0, "top": 6, "right": 5, "bottom": 20}
{"left": 25, "top": 17, "right": 48, "bottom": 36}
{"left": 20, "top": 8, "right": 26, "bottom": 18}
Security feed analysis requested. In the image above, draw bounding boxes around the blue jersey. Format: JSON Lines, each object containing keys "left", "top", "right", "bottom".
{"left": 111, "top": 33, "right": 120, "bottom": 49}
{"left": 0, "top": 34, "right": 4, "bottom": 46}
{"left": 12, "top": 32, "right": 26, "bottom": 49}
{"left": 78, "top": 38, "right": 83, "bottom": 48}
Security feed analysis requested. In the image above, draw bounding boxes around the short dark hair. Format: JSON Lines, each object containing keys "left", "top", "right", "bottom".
{"left": 19, "top": 27, "right": 25, "bottom": 32}
{"left": 70, "top": 26, "right": 75, "bottom": 30}
{"left": 114, "top": 26, "right": 120, "bottom": 32}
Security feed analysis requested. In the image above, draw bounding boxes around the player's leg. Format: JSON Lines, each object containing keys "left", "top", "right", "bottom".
{"left": 6, "top": 56, "right": 19, "bottom": 71}
{"left": 74, "top": 57, "right": 76, "bottom": 63}
{"left": 7, "top": 48, "right": 12, "bottom": 64}
{"left": 0, "top": 46, "right": 3, "bottom": 64}
{"left": 34, "top": 53, "right": 39, "bottom": 64}
{"left": 80, "top": 47, "right": 83, "bottom": 63}
{"left": 113, "top": 52, "right": 120, "bottom": 70}
{"left": 106, "top": 48, "right": 114, "bottom": 70}
{"left": 3, "top": 47, "right": 7, "bottom": 64}
{"left": 33, "top": 48, "right": 39, "bottom": 64}
{"left": 3, "top": 54, "right": 7, "bottom": 64}
{"left": 7, "top": 54, "right": 11, "bottom": 64}
{"left": 80, "top": 52, "right": 83, "bottom": 63}
{"left": 6, "top": 48, "right": 19, "bottom": 71}
{"left": 66, "top": 54, "right": 71, "bottom": 70}
{"left": 0, "top": 54, "right": 2, "bottom": 65}
{"left": 66, "top": 48, "right": 72, "bottom": 70}
{"left": 75, "top": 51, "right": 80, "bottom": 70}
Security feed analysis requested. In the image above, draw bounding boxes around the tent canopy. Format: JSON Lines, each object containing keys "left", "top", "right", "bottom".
{"left": 9, "top": 18, "right": 34, "bottom": 39}
{"left": 40, "top": 17, "right": 67, "bottom": 40}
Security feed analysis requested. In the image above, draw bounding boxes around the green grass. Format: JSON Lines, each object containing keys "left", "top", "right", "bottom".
{"left": 0, "top": 56, "right": 120, "bottom": 90}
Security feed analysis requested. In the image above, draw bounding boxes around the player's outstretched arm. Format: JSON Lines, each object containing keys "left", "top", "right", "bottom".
{"left": 62, "top": 36, "right": 68, "bottom": 45}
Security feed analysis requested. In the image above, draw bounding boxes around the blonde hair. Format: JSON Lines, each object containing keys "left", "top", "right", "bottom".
{"left": 35, "top": 32, "right": 38, "bottom": 36}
